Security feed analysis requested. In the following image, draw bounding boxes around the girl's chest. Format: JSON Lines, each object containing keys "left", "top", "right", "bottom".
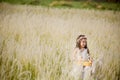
{"left": 76, "top": 49, "right": 89, "bottom": 60}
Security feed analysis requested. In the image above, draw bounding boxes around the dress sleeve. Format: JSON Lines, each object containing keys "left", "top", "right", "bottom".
{"left": 71, "top": 48, "right": 78, "bottom": 62}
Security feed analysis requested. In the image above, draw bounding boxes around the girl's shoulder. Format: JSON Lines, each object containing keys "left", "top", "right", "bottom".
{"left": 74, "top": 47, "right": 79, "bottom": 52}
{"left": 73, "top": 47, "right": 80, "bottom": 54}
{"left": 74, "top": 47, "right": 79, "bottom": 51}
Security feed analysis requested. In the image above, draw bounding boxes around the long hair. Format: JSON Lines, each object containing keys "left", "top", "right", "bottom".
{"left": 75, "top": 34, "right": 90, "bottom": 54}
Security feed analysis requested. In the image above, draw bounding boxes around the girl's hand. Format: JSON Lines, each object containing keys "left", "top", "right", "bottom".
{"left": 83, "top": 60, "right": 92, "bottom": 66}
{"left": 78, "top": 57, "right": 93, "bottom": 66}
{"left": 84, "top": 57, "right": 93, "bottom": 66}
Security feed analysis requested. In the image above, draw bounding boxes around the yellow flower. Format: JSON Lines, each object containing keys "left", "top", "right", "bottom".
{"left": 77, "top": 60, "right": 92, "bottom": 66}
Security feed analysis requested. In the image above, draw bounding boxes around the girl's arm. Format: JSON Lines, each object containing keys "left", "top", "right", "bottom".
{"left": 88, "top": 54, "right": 93, "bottom": 62}
{"left": 72, "top": 48, "right": 78, "bottom": 62}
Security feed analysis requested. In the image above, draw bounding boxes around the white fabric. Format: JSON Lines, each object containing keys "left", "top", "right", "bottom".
{"left": 76, "top": 49, "right": 90, "bottom": 61}
{"left": 70, "top": 49, "right": 92, "bottom": 80}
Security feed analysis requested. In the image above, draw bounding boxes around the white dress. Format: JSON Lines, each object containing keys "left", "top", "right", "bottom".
{"left": 70, "top": 49, "right": 92, "bottom": 80}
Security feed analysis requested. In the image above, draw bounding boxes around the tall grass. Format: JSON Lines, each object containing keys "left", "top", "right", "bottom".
{"left": 0, "top": 2, "right": 120, "bottom": 80}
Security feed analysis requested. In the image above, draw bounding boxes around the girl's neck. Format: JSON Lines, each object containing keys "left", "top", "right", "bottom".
{"left": 80, "top": 48, "right": 85, "bottom": 52}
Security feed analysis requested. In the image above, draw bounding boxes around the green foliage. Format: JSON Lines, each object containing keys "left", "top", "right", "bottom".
{"left": 0, "top": 0, "right": 120, "bottom": 11}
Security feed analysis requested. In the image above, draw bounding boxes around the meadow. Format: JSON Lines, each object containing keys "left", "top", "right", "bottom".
{"left": 0, "top": 2, "right": 120, "bottom": 80}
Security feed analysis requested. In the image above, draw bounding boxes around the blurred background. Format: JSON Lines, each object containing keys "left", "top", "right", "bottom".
{"left": 0, "top": 0, "right": 120, "bottom": 10}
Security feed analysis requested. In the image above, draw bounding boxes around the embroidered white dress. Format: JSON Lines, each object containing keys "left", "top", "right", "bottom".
{"left": 70, "top": 49, "right": 92, "bottom": 80}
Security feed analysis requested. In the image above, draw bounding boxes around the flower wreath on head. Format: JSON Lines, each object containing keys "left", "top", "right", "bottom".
{"left": 77, "top": 36, "right": 87, "bottom": 42}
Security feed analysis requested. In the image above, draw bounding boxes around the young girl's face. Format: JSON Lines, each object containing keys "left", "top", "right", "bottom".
{"left": 80, "top": 38, "right": 87, "bottom": 48}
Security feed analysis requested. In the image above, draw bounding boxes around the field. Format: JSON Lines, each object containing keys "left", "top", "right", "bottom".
{"left": 0, "top": 2, "right": 120, "bottom": 80}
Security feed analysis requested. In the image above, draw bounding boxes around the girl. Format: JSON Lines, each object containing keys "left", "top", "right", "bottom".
{"left": 70, "top": 34, "right": 93, "bottom": 80}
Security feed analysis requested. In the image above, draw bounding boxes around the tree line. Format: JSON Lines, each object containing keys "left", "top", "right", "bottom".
{"left": 65, "top": 0, "right": 120, "bottom": 3}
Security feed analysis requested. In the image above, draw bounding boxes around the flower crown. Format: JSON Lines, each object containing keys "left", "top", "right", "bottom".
{"left": 79, "top": 36, "right": 87, "bottom": 40}
{"left": 77, "top": 36, "right": 87, "bottom": 42}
